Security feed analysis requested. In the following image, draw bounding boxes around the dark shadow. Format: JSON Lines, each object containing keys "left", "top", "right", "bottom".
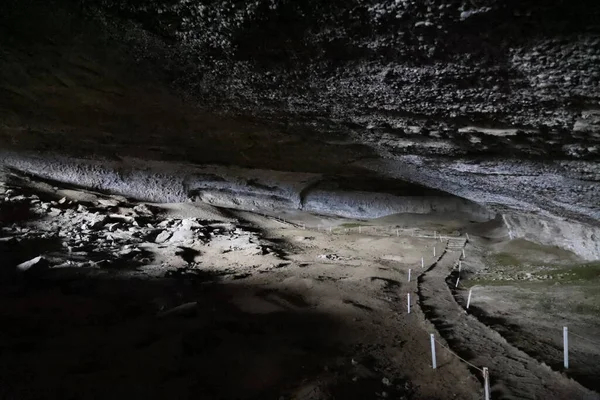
{"left": 175, "top": 246, "right": 200, "bottom": 264}
{"left": 342, "top": 299, "right": 373, "bottom": 312}
{"left": 0, "top": 270, "right": 366, "bottom": 400}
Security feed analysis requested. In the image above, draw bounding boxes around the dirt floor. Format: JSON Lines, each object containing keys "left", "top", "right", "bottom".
{"left": 1, "top": 169, "right": 599, "bottom": 400}
{"left": 454, "top": 239, "right": 600, "bottom": 395}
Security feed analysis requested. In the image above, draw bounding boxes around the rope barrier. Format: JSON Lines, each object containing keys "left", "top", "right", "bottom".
{"left": 569, "top": 331, "right": 600, "bottom": 347}
{"left": 267, "top": 218, "right": 462, "bottom": 239}
{"left": 434, "top": 338, "right": 484, "bottom": 373}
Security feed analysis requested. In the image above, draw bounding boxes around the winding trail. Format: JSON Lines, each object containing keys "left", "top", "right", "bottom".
{"left": 417, "top": 238, "right": 599, "bottom": 400}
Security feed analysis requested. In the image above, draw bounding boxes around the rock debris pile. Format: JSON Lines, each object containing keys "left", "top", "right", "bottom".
{"left": 0, "top": 178, "right": 283, "bottom": 280}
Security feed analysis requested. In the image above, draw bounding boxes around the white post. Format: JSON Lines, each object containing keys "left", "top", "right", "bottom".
{"left": 421, "top": 257, "right": 424, "bottom": 268}
{"left": 483, "top": 367, "right": 490, "bottom": 400}
{"left": 396, "top": 228, "right": 399, "bottom": 237}
{"left": 508, "top": 231, "right": 513, "bottom": 240}
{"left": 407, "top": 293, "right": 411, "bottom": 314}
{"left": 462, "top": 248, "right": 465, "bottom": 259}
{"left": 467, "top": 288, "right": 473, "bottom": 309}
{"left": 430, "top": 334, "right": 437, "bottom": 369}
{"left": 329, "top": 226, "right": 332, "bottom": 233}
{"left": 458, "top": 260, "right": 462, "bottom": 272}
{"left": 455, "top": 276, "right": 460, "bottom": 288}
{"left": 433, "top": 247, "right": 436, "bottom": 257}
{"left": 434, "top": 231, "right": 437, "bottom": 239}
{"left": 440, "top": 235, "right": 443, "bottom": 242}
{"left": 408, "top": 269, "right": 412, "bottom": 282}
{"left": 564, "top": 326, "right": 569, "bottom": 369}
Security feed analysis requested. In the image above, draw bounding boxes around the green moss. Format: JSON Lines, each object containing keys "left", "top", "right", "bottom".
{"left": 462, "top": 279, "right": 517, "bottom": 288}
{"left": 537, "top": 261, "right": 600, "bottom": 282}
{"left": 340, "top": 222, "right": 364, "bottom": 228}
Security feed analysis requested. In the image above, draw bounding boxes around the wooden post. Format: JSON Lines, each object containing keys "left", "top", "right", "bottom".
{"left": 483, "top": 367, "right": 490, "bottom": 400}
{"left": 430, "top": 334, "right": 437, "bottom": 369}
{"left": 564, "top": 326, "right": 569, "bottom": 369}
{"left": 467, "top": 288, "right": 473, "bottom": 309}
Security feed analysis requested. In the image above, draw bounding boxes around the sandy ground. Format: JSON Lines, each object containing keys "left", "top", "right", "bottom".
{"left": 1, "top": 170, "right": 598, "bottom": 400}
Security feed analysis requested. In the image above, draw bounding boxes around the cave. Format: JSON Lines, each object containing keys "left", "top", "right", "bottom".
{"left": 1, "top": 0, "right": 599, "bottom": 399}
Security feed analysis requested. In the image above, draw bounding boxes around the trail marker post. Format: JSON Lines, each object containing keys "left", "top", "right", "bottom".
{"left": 455, "top": 276, "right": 460, "bottom": 288}
{"left": 407, "top": 293, "right": 411, "bottom": 314}
{"left": 408, "top": 269, "right": 412, "bottom": 282}
{"left": 563, "top": 326, "right": 569, "bottom": 369}
{"left": 421, "top": 257, "right": 424, "bottom": 268}
{"left": 433, "top": 247, "right": 436, "bottom": 257}
{"left": 467, "top": 288, "right": 473, "bottom": 309}
{"left": 483, "top": 367, "right": 490, "bottom": 400}
{"left": 430, "top": 334, "right": 437, "bottom": 369}
{"left": 462, "top": 248, "right": 465, "bottom": 259}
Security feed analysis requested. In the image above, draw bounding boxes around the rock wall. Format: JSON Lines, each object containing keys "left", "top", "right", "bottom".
{"left": 504, "top": 213, "right": 600, "bottom": 261}
{"left": 80, "top": 0, "right": 600, "bottom": 160}
{"left": 0, "top": 151, "right": 491, "bottom": 220}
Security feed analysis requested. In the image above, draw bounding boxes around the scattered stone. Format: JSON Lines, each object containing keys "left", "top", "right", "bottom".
{"left": 97, "top": 199, "right": 120, "bottom": 208}
{"left": 106, "top": 222, "right": 120, "bottom": 232}
{"left": 133, "top": 204, "right": 153, "bottom": 216}
{"left": 16, "top": 256, "right": 48, "bottom": 272}
{"left": 48, "top": 208, "right": 62, "bottom": 217}
{"left": 155, "top": 231, "right": 172, "bottom": 243}
{"left": 318, "top": 253, "right": 340, "bottom": 261}
{"left": 87, "top": 215, "right": 107, "bottom": 230}
{"left": 58, "top": 197, "right": 67, "bottom": 204}
{"left": 109, "top": 214, "right": 135, "bottom": 223}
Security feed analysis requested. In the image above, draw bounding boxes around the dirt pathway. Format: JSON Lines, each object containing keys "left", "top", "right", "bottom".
{"left": 264, "top": 225, "right": 482, "bottom": 399}
{"left": 417, "top": 238, "right": 600, "bottom": 400}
